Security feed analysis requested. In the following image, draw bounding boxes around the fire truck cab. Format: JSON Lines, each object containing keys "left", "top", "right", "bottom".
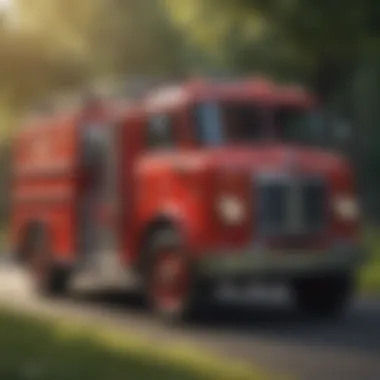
{"left": 11, "top": 78, "right": 365, "bottom": 322}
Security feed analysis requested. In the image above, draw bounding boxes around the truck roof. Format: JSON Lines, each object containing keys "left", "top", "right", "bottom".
{"left": 143, "top": 77, "right": 315, "bottom": 112}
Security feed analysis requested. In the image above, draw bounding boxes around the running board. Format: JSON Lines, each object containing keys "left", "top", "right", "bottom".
{"left": 71, "top": 251, "right": 142, "bottom": 292}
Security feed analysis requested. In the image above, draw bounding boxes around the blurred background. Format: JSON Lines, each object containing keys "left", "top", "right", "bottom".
{"left": 1, "top": 0, "right": 380, "bottom": 228}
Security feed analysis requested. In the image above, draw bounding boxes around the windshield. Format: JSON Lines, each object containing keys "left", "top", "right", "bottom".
{"left": 193, "top": 101, "right": 264, "bottom": 146}
{"left": 272, "top": 107, "right": 322, "bottom": 144}
{"left": 193, "top": 101, "right": 322, "bottom": 146}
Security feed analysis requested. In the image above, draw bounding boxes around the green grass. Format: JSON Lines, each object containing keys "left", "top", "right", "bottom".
{"left": 360, "top": 228, "right": 380, "bottom": 294}
{"left": 0, "top": 309, "right": 280, "bottom": 380}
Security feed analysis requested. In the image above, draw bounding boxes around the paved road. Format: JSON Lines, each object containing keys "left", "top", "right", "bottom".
{"left": 0, "top": 261, "right": 379, "bottom": 380}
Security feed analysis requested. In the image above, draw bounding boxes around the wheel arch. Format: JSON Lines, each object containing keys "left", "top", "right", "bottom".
{"left": 137, "top": 213, "right": 184, "bottom": 274}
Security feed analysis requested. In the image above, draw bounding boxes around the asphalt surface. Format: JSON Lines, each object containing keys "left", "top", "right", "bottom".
{"left": 0, "top": 260, "right": 379, "bottom": 380}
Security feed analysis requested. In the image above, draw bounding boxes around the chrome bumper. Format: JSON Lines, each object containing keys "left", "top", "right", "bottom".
{"left": 200, "top": 245, "right": 366, "bottom": 278}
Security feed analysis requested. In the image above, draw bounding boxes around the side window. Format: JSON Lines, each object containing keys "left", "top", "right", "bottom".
{"left": 193, "top": 102, "right": 224, "bottom": 146}
{"left": 146, "top": 114, "right": 176, "bottom": 150}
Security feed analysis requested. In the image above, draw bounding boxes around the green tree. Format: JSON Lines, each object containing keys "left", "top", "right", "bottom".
{"left": 14, "top": 0, "right": 187, "bottom": 78}
{"left": 213, "top": 0, "right": 380, "bottom": 100}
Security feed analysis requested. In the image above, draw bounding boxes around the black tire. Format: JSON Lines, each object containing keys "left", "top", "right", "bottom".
{"left": 144, "top": 228, "right": 215, "bottom": 324}
{"left": 292, "top": 273, "right": 354, "bottom": 319}
{"left": 41, "top": 267, "right": 70, "bottom": 297}
{"left": 27, "top": 225, "right": 70, "bottom": 297}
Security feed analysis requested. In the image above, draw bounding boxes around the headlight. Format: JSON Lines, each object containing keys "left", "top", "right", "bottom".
{"left": 334, "top": 196, "right": 360, "bottom": 221}
{"left": 216, "top": 195, "right": 245, "bottom": 225}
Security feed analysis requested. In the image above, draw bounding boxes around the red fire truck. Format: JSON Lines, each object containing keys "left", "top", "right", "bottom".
{"left": 11, "top": 78, "right": 365, "bottom": 322}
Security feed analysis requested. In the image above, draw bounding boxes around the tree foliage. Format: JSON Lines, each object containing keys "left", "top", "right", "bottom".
{"left": 209, "top": 0, "right": 380, "bottom": 99}
{"left": 0, "top": 0, "right": 379, "bottom": 114}
{"left": 14, "top": 0, "right": 187, "bottom": 77}
{"left": 0, "top": 0, "right": 190, "bottom": 127}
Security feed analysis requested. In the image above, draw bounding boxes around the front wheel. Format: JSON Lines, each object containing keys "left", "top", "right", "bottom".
{"left": 292, "top": 273, "right": 355, "bottom": 319}
{"left": 145, "top": 229, "right": 214, "bottom": 324}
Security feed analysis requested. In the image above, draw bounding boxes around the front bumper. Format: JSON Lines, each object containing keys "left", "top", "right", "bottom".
{"left": 199, "top": 245, "right": 366, "bottom": 279}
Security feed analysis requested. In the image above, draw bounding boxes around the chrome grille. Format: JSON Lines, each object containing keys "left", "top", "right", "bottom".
{"left": 256, "top": 175, "right": 326, "bottom": 235}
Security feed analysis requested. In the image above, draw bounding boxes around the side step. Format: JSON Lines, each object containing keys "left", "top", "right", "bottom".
{"left": 71, "top": 251, "right": 142, "bottom": 292}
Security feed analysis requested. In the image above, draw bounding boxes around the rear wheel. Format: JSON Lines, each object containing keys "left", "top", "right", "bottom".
{"left": 292, "top": 273, "right": 354, "bottom": 318}
{"left": 27, "top": 225, "right": 70, "bottom": 297}
{"left": 145, "top": 229, "right": 214, "bottom": 324}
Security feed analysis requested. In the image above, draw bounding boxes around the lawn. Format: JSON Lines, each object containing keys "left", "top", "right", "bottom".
{"left": 0, "top": 310, "right": 277, "bottom": 380}
{"left": 360, "top": 228, "right": 380, "bottom": 294}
